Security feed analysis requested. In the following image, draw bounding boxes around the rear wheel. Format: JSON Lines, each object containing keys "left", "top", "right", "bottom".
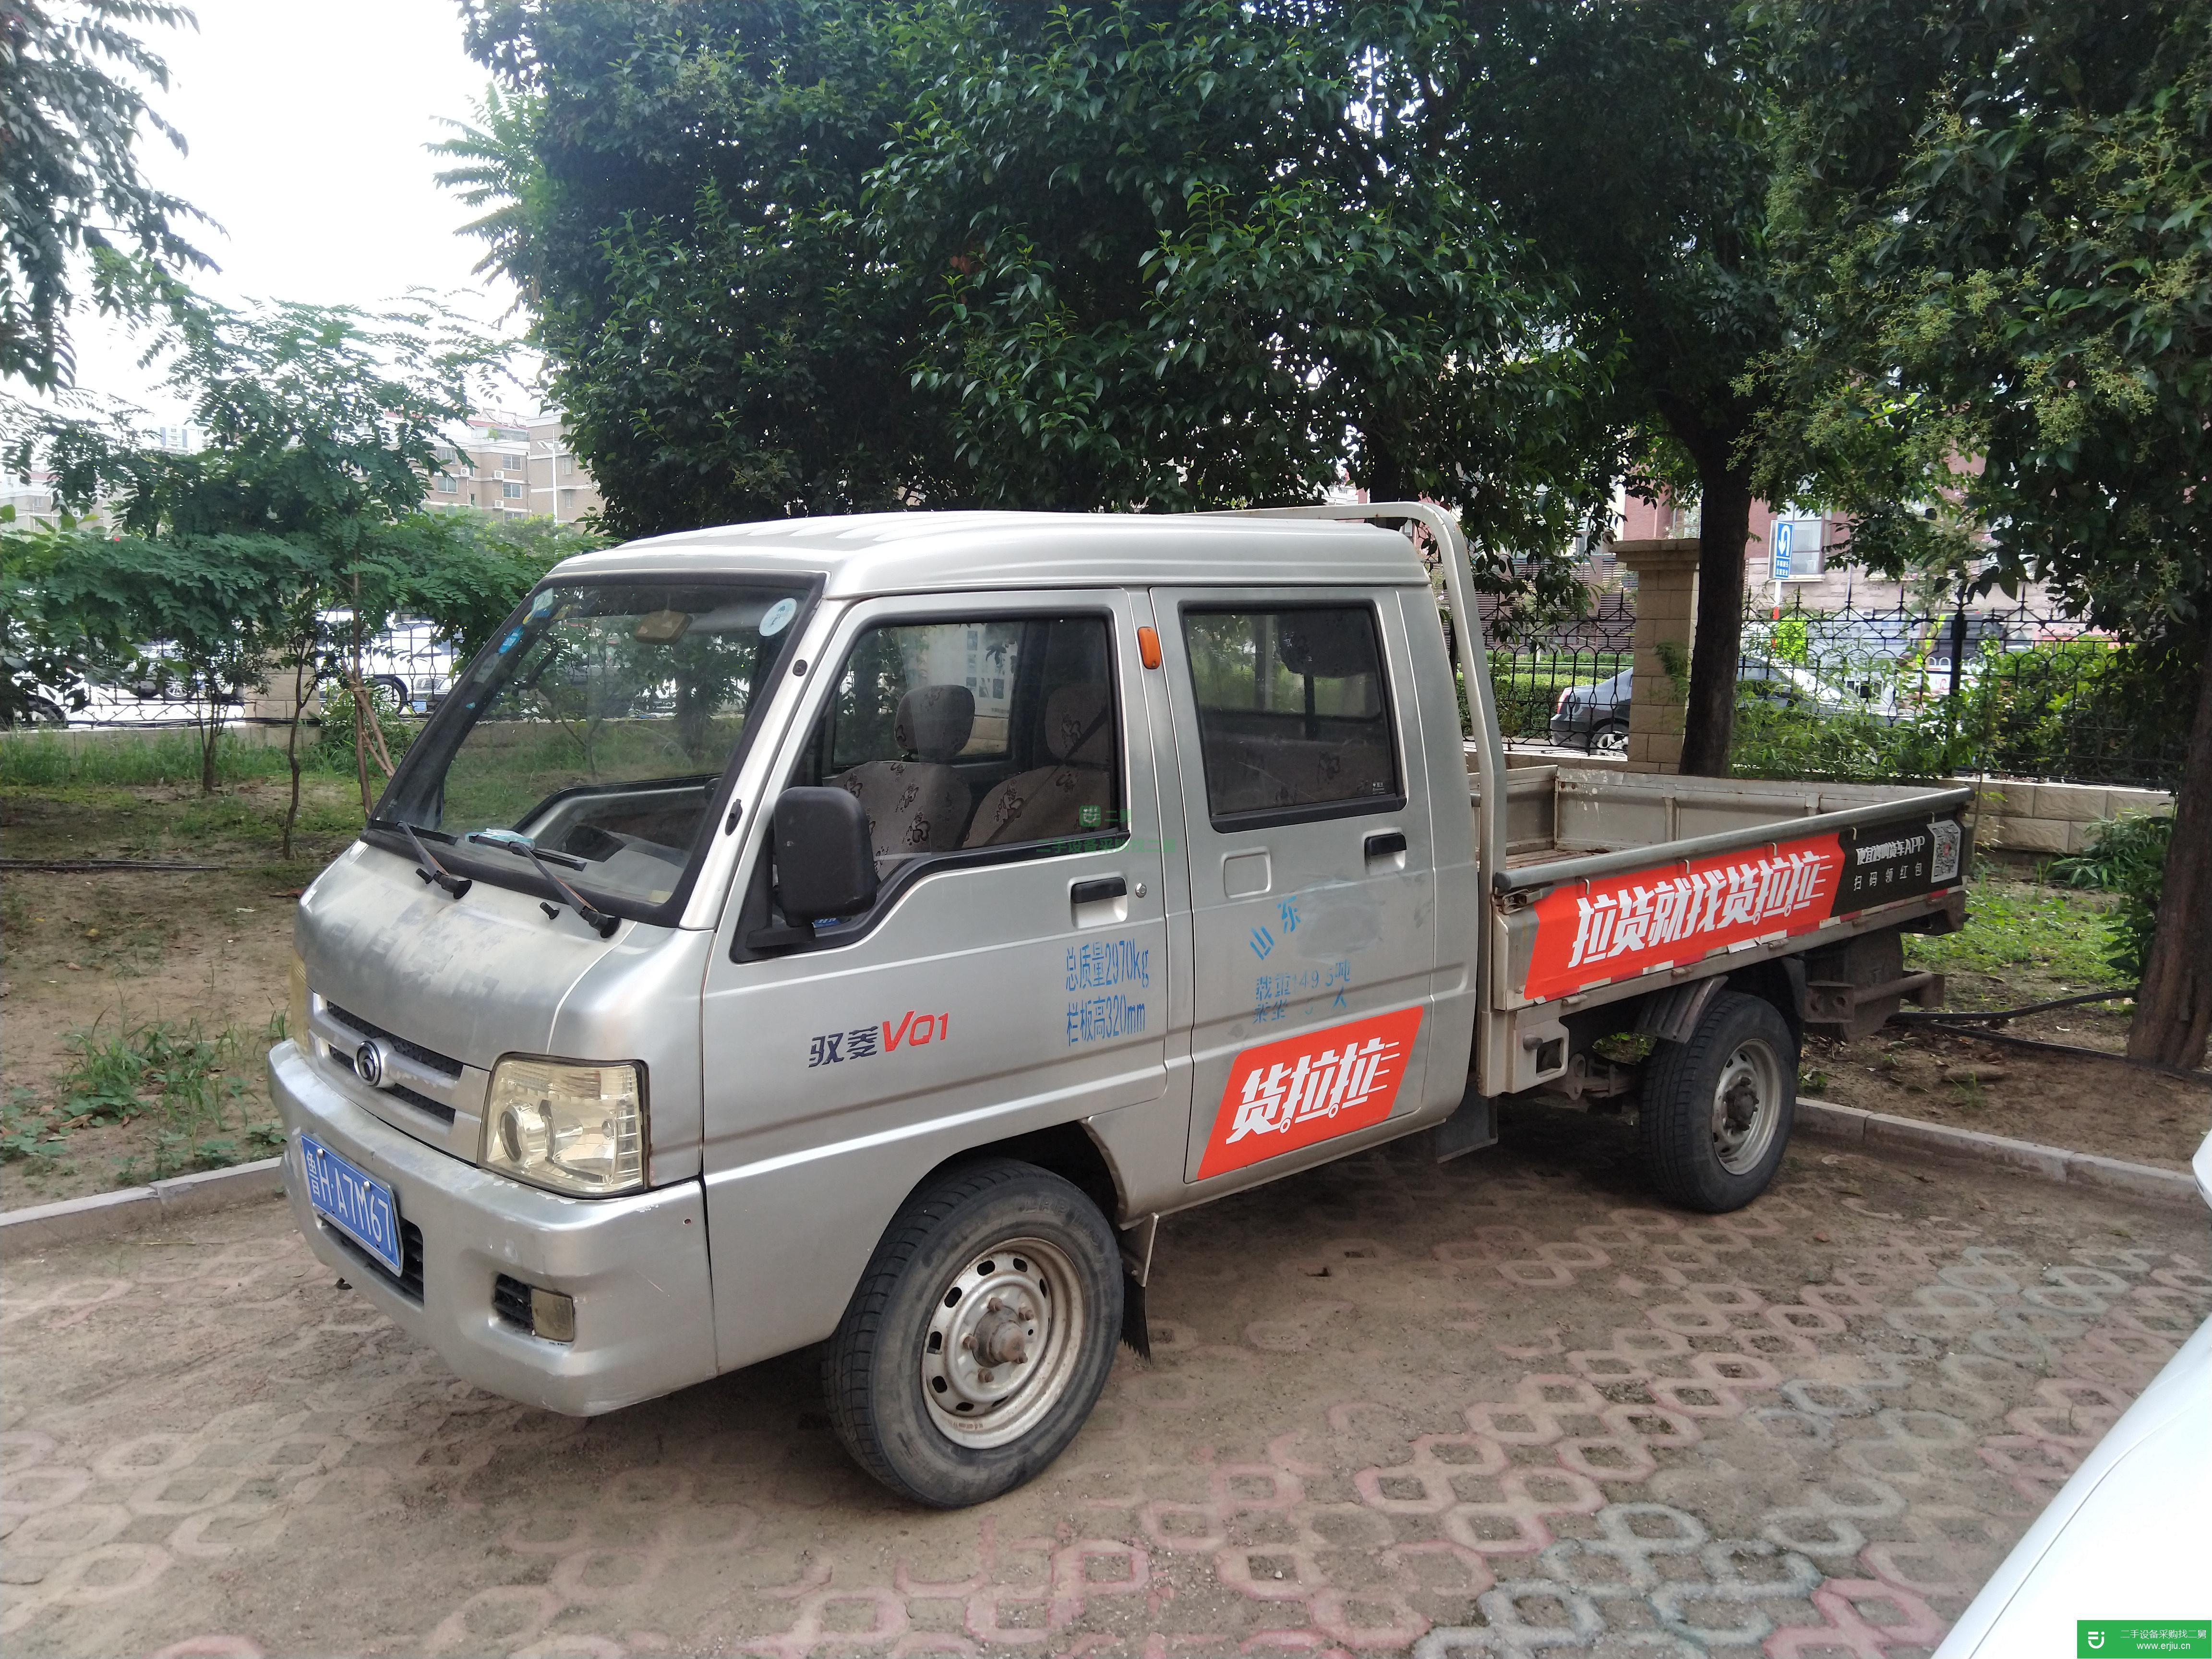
{"left": 823, "top": 1159, "right": 1122, "bottom": 1507}
{"left": 1638, "top": 991, "right": 1796, "bottom": 1212}
{"left": 1592, "top": 721, "right": 1628, "bottom": 757}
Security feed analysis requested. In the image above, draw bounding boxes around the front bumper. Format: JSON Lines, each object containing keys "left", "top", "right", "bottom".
{"left": 268, "top": 1040, "right": 718, "bottom": 1415}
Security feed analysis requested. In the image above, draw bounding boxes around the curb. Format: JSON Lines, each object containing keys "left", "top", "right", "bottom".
{"left": 1796, "top": 1098, "right": 2204, "bottom": 1208}
{"left": 0, "top": 1158, "right": 286, "bottom": 1250}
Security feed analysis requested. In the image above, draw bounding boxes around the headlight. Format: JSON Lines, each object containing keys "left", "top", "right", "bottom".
{"left": 288, "top": 953, "right": 311, "bottom": 1052}
{"left": 481, "top": 1058, "right": 647, "bottom": 1196}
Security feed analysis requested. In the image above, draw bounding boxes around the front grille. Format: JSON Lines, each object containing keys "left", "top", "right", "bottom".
{"left": 493, "top": 1274, "right": 533, "bottom": 1332}
{"left": 329, "top": 1217, "right": 426, "bottom": 1302}
{"left": 389, "top": 1082, "right": 457, "bottom": 1125}
{"left": 324, "top": 1002, "right": 464, "bottom": 1079}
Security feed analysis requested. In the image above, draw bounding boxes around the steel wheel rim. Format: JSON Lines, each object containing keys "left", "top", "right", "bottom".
{"left": 921, "top": 1236, "right": 1085, "bottom": 1449}
{"left": 1711, "top": 1037, "right": 1783, "bottom": 1175}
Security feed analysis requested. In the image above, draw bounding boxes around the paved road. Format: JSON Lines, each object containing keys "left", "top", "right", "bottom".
{"left": 3, "top": 1106, "right": 2207, "bottom": 1659}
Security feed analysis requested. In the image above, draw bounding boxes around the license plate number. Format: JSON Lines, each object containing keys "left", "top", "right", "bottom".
{"left": 300, "top": 1133, "right": 403, "bottom": 1276}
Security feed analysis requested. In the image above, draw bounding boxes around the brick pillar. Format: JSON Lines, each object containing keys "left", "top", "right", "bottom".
{"left": 1611, "top": 538, "right": 1702, "bottom": 774}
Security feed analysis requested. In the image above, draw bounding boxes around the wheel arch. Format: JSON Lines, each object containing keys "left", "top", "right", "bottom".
{"left": 1724, "top": 957, "right": 1806, "bottom": 1046}
{"left": 922, "top": 1121, "right": 1124, "bottom": 1231}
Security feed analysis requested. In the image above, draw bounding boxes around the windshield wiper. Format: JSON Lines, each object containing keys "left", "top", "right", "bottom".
{"left": 468, "top": 831, "right": 619, "bottom": 938}
{"left": 396, "top": 820, "right": 471, "bottom": 900}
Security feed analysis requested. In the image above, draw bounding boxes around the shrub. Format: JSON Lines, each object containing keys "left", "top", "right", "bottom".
{"left": 313, "top": 681, "right": 416, "bottom": 772}
{"left": 2052, "top": 813, "right": 2172, "bottom": 982}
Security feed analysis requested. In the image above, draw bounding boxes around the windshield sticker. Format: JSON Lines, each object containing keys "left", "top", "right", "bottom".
{"left": 1520, "top": 812, "right": 1969, "bottom": 1003}
{"left": 529, "top": 591, "right": 555, "bottom": 618}
{"left": 1254, "top": 960, "right": 1352, "bottom": 1025}
{"left": 759, "top": 596, "right": 797, "bottom": 637}
{"left": 809, "top": 1010, "right": 949, "bottom": 1067}
{"left": 497, "top": 627, "right": 523, "bottom": 654}
{"left": 1197, "top": 1006, "right": 1423, "bottom": 1178}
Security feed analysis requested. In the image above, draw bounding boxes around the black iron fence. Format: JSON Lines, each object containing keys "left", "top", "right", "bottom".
{"left": 1482, "top": 593, "right": 2188, "bottom": 791}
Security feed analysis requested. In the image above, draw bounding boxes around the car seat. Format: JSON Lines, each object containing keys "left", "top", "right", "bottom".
{"left": 831, "top": 685, "right": 976, "bottom": 861}
{"left": 964, "top": 684, "right": 1114, "bottom": 846}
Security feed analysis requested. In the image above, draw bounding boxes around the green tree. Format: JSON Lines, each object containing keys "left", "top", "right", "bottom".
{"left": 1762, "top": 0, "right": 2212, "bottom": 1066}
{"left": 864, "top": 0, "right": 1620, "bottom": 589}
{"left": 1443, "top": 0, "right": 1789, "bottom": 774}
{"left": 454, "top": 0, "right": 958, "bottom": 536}
{"left": 3, "top": 285, "right": 509, "bottom": 831}
{"left": 453, "top": 0, "right": 1622, "bottom": 597}
{"left": 5, "top": 525, "right": 305, "bottom": 794}
{"left": 0, "top": 0, "right": 211, "bottom": 387}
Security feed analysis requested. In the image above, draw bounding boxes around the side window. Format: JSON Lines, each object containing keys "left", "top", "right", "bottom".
{"left": 799, "top": 613, "right": 1122, "bottom": 868}
{"left": 1181, "top": 604, "right": 1401, "bottom": 826}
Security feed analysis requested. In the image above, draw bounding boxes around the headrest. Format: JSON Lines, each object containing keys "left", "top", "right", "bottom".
{"left": 1044, "top": 685, "right": 1112, "bottom": 765}
{"left": 1276, "top": 610, "right": 1378, "bottom": 679}
{"left": 894, "top": 685, "right": 974, "bottom": 761}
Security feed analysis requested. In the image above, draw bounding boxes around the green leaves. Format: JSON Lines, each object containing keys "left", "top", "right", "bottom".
{"left": 0, "top": 1, "right": 213, "bottom": 389}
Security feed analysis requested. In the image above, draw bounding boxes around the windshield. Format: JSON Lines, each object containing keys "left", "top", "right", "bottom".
{"left": 375, "top": 578, "right": 809, "bottom": 914}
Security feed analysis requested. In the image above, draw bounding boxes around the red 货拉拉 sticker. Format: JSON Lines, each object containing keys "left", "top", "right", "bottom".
{"left": 1197, "top": 1007, "right": 1423, "bottom": 1179}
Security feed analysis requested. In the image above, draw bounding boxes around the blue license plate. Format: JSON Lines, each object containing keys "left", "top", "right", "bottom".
{"left": 300, "top": 1133, "right": 403, "bottom": 1276}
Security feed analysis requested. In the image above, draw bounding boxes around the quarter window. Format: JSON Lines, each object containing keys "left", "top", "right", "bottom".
{"left": 1181, "top": 605, "right": 1400, "bottom": 824}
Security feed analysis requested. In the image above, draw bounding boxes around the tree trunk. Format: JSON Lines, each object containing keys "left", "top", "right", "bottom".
{"left": 282, "top": 648, "right": 307, "bottom": 862}
{"left": 351, "top": 583, "right": 372, "bottom": 818}
{"left": 1679, "top": 468, "right": 1754, "bottom": 776}
{"left": 2127, "top": 617, "right": 2212, "bottom": 1069}
{"left": 197, "top": 680, "right": 222, "bottom": 796}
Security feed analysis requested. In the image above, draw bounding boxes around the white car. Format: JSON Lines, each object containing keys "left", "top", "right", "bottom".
{"left": 1933, "top": 1129, "right": 2212, "bottom": 1657}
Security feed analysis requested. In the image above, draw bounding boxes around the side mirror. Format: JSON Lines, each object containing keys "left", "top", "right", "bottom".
{"left": 773, "top": 787, "right": 878, "bottom": 925}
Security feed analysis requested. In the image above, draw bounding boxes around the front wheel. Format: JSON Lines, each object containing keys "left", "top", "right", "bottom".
{"left": 1638, "top": 990, "right": 1797, "bottom": 1212}
{"left": 823, "top": 1159, "right": 1123, "bottom": 1507}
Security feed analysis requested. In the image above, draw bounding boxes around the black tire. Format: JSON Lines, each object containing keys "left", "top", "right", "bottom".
{"left": 823, "top": 1159, "right": 1122, "bottom": 1508}
{"left": 1638, "top": 991, "right": 1797, "bottom": 1212}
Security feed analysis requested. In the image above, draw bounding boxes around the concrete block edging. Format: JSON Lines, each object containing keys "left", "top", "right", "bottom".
{"left": 0, "top": 1157, "right": 285, "bottom": 1249}
{"left": 1796, "top": 1097, "right": 2202, "bottom": 1208}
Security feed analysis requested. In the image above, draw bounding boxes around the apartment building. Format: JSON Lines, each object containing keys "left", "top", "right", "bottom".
{"left": 425, "top": 411, "right": 534, "bottom": 517}
{"left": 525, "top": 412, "right": 604, "bottom": 525}
{"left": 422, "top": 409, "right": 604, "bottom": 526}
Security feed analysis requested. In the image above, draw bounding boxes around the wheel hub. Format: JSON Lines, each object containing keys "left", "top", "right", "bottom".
{"left": 1709, "top": 1038, "right": 1783, "bottom": 1175}
{"left": 921, "top": 1238, "right": 1085, "bottom": 1447}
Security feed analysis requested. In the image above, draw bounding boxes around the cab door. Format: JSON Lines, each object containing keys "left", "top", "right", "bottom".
{"left": 1154, "top": 589, "right": 1439, "bottom": 1191}
{"left": 697, "top": 590, "right": 1170, "bottom": 1372}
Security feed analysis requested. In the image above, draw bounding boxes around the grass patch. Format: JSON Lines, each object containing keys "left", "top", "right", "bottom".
{"left": 0, "top": 728, "right": 299, "bottom": 788}
{"left": 1904, "top": 872, "right": 2127, "bottom": 999}
{"left": 6, "top": 1014, "right": 288, "bottom": 1184}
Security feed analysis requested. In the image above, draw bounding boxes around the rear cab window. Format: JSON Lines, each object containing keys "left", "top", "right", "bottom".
{"left": 1180, "top": 604, "right": 1404, "bottom": 828}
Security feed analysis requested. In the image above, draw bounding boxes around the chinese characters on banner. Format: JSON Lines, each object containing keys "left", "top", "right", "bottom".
{"left": 1519, "top": 811, "right": 1969, "bottom": 1004}
{"left": 1196, "top": 1007, "right": 1423, "bottom": 1178}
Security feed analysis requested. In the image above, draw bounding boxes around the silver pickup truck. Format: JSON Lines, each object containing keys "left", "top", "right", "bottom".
{"left": 270, "top": 504, "right": 1970, "bottom": 1506}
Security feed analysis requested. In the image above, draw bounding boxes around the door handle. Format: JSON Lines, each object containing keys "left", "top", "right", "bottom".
{"left": 1364, "top": 830, "right": 1407, "bottom": 859}
{"left": 1071, "top": 876, "right": 1127, "bottom": 907}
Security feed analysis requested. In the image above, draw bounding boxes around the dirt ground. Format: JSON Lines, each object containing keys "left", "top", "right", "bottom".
{"left": 1799, "top": 868, "right": 2212, "bottom": 1172}
{"left": 0, "top": 773, "right": 353, "bottom": 1210}
{"left": 1805, "top": 1022, "right": 2211, "bottom": 1172}
{"left": 3, "top": 1106, "right": 2206, "bottom": 1658}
